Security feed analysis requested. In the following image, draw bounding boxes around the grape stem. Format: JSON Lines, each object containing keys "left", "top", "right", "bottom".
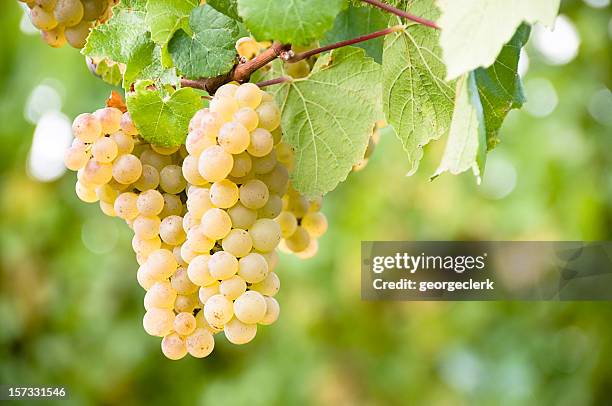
{"left": 360, "top": 0, "right": 440, "bottom": 29}
{"left": 179, "top": 41, "right": 291, "bottom": 94}
{"left": 256, "top": 76, "right": 292, "bottom": 88}
{"left": 282, "top": 25, "right": 405, "bottom": 63}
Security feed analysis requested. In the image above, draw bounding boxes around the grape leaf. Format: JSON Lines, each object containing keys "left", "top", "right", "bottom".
{"left": 438, "top": 0, "right": 560, "bottom": 80}
{"left": 432, "top": 72, "right": 486, "bottom": 180}
{"left": 322, "top": 4, "right": 389, "bottom": 63}
{"left": 475, "top": 23, "right": 530, "bottom": 149}
{"left": 237, "top": 0, "right": 345, "bottom": 45}
{"left": 146, "top": 0, "right": 199, "bottom": 46}
{"left": 208, "top": 0, "right": 241, "bottom": 21}
{"left": 168, "top": 5, "right": 241, "bottom": 79}
{"left": 382, "top": 0, "right": 454, "bottom": 175}
{"left": 95, "top": 59, "right": 123, "bottom": 87}
{"left": 126, "top": 81, "right": 202, "bottom": 147}
{"left": 270, "top": 47, "right": 382, "bottom": 196}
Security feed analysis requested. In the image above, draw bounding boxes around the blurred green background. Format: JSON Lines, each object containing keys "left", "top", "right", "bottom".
{"left": 1, "top": 1, "right": 611, "bottom": 405}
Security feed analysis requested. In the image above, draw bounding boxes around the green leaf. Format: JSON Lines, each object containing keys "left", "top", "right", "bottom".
{"left": 322, "top": 4, "right": 389, "bottom": 63}
{"left": 382, "top": 0, "right": 454, "bottom": 175}
{"left": 208, "top": 0, "right": 241, "bottom": 21}
{"left": 475, "top": 24, "right": 530, "bottom": 149}
{"left": 146, "top": 0, "right": 199, "bottom": 46}
{"left": 438, "top": 0, "right": 560, "bottom": 80}
{"left": 95, "top": 59, "right": 123, "bottom": 87}
{"left": 123, "top": 42, "right": 179, "bottom": 89}
{"left": 433, "top": 72, "right": 487, "bottom": 180}
{"left": 126, "top": 81, "right": 203, "bottom": 147}
{"left": 270, "top": 47, "right": 382, "bottom": 196}
{"left": 237, "top": 0, "right": 345, "bottom": 45}
{"left": 168, "top": 5, "right": 241, "bottom": 79}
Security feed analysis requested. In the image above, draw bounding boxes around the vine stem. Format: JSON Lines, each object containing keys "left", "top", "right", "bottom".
{"left": 180, "top": 41, "right": 292, "bottom": 94}
{"left": 256, "top": 76, "right": 292, "bottom": 88}
{"left": 360, "top": 0, "right": 440, "bottom": 29}
{"left": 283, "top": 25, "right": 405, "bottom": 63}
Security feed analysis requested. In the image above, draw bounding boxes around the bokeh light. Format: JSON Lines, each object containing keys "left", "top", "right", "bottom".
{"left": 532, "top": 15, "right": 580, "bottom": 65}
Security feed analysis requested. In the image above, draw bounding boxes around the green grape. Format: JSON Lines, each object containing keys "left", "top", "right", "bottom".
{"left": 65, "top": 20, "right": 92, "bottom": 48}
{"left": 227, "top": 202, "right": 257, "bottom": 230}
{"left": 235, "top": 83, "right": 262, "bottom": 109}
{"left": 246, "top": 128, "right": 274, "bottom": 157}
{"left": 221, "top": 229, "right": 253, "bottom": 258}
{"left": 229, "top": 152, "right": 252, "bottom": 178}
{"left": 251, "top": 150, "right": 277, "bottom": 175}
{"left": 159, "top": 193, "right": 183, "bottom": 218}
{"left": 255, "top": 102, "right": 281, "bottom": 131}
{"left": 239, "top": 179, "right": 269, "bottom": 210}
{"left": 258, "top": 194, "right": 282, "bottom": 219}
{"left": 54, "top": 0, "right": 84, "bottom": 27}
{"left": 140, "top": 149, "right": 173, "bottom": 172}
{"left": 30, "top": 5, "right": 58, "bottom": 30}
{"left": 159, "top": 165, "right": 187, "bottom": 194}
{"left": 249, "top": 219, "right": 281, "bottom": 253}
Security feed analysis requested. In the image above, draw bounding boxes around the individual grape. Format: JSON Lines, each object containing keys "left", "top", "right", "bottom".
{"left": 210, "top": 179, "right": 239, "bottom": 208}
{"left": 235, "top": 37, "right": 260, "bottom": 60}
{"left": 82, "top": 0, "right": 107, "bottom": 22}
{"left": 81, "top": 159, "right": 113, "bottom": 185}
{"left": 99, "top": 200, "right": 116, "bottom": 216}
{"left": 140, "top": 149, "right": 172, "bottom": 172}
{"left": 186, "top": 225, "right": 215, "bottom": 253}
{"left": 249, "top": 219, "right": 281, "bottom": 253}
{"left": 237, "top": 252, "right": 268, "bottom": 283}
{"left": 92, "top": 136, "right": 118, "bottom": 163}
{"left": 187, "top": 255, "right": 215, "bottom": 287}
{"left": 186, "top": 187, "right": 213, "bottom": 218}
{"left": 301, "top": 211, "right": 328, "bottom": 237}
{"left": 185, "top": 128, "right": 216, "bottom": 157}
{"left": 295, "top": 238, "right": 319, "bottom": 259}
{"left": 75, "top": 181, "right": 98, "bottom": 203}
{"left": 261, "top": 164, "right": 289, "bottom": 195}
{"left": 30, "top": 5, "right": 58, "bottom": 30}
{"left": 260, "top": 250, "right": 279, "bottom": 272}
{"left": 95, "top": 183, "right": 118, "bottom": 204}
{"left": 186, "top": 328, "right": 215, "bottom": 358}
{"left": 239, "top": 179, "right": 269, "bottom": 210}
{"left": 182, "top": 212, "right": 199, "bottom": 232}
{"left": 65, "top": 20, "right": 92, "bottom": 48}
{"left": 250, "top": 272, "right": 280, "bottom": 297}
{"left": 133, "top": 215, "right": 161, "bottom": 240}
{"left": 170, "top": 267, "right": 199, "bottom": 295}
{"left": 159, "top": 215, "right": 186, "bottom": 246}
{"left": 226, "top": 205, "right": 257, "bottom": 232}
{"left": 233, "top": 107, "right": 259, "bottom": 131}
{"left": 159, "top": 165, "right": 187, "bottom": 194}
{"left": 174, "top": 293, "right": 200, "bottom": 313}
{"left": 235, "top": 83, "right": 262, "bottom": 109}
{"left": 251, "top": 150, "right": 277, "bottom": 175}
{"left": 208, "top": 251, "right": 238, "bottom": 280}
{"left": 144, "top": 281, "right": 177, "bottom": 310}
{"left": 35, "top": 0, "right": 57, "bottom": 11}
{"left": 233, "top": 290, "right": 266, "bottom": 324}
{"left": 110, "top": 131, "right": 135, "bottom": 155}
{"left": 284, "top": 193, "right": 309, "bottom": 219}
{"left": 132, "top": 163, "right": 159, "bottom": 191}
{"left": 174, "top": 312, "right": 197, "bottom": 336}
{"left": 229, "top": 152, "right": 252, "bottom": 178}
{"left": 180, "top": 242, "right": 198, "bottom": 264}
{"left": 143, "top": 308, "right": 174, "bottom": 337}
{"left": 209, "top": 96, "right": 238, "bottom": 122}
{"left": 200, "top": 208, "right": 232, "bottom": 240}
{"left": 182, "top": 155, "right": 207, "bottom": 185}
{"left": 72, "top": 113, "right": 102, "bottom": 143}
{"left": 275, "top": 142, "right": 294, "bottom": 165}
{"left": 114, "top": 192, "right": 139, "bottom": 220}
{"left": 146, "top": 249, "right": 178, "bottom": 280}
{"left": 221, "top": 229, "right": 252, "bottom": 258}
{"left": 41, "top": 26, "right": 66, "bottom": 48}
{"left": 308, "top": 196, "right": 323, "bottom": 212}
{"left": 246, "top": 128, "right": 274, "bottom": 157}
{"left": 174, "top": 246, "right": 188, "bottom": 268}
{"left": 198, "top": 282, "right": 220, "bottom": 304}
{"left": 159, "top": 193, "right": 183, "bottom": 218}
{"left": 54, "top": 0, "right": 83, "bottom": 27}
{"left": 259, "top": 296, "right": 280, "bottom": 325}
{"left": 137, "top": 264, "right": 157, "bottom": 290}
{"left": 258, "top": 194, "right": 282, "bottom": 219}
{"left": 255, "top": 102, "right": 281, "bottom": 131}
{"left": 215, "top": 83, "right": 239, "bottom": 99}
{"left": 152, "top": 144, "right": 180, "bottom": 155}
{"left": 161, "top": 333, "right": 187, "bottom": 360}
{"left": 120, "top": 112, "right": 139, "bottom": 136}
{"left": 285, "top": 59, "right": 311, "bottom": 79}
{"left": 192, "top": 109, "right": 223, "bottom": 137}
{"left": 136, "top": 189, "right": 164, "bottom": 216}
{"left": 112, "top": 154, "right": 143, "bottom": 184}
{"left": 218, "top": 122, "right": 250, "bottom": 154}
{"left": 285, "top": 226, "right": 311, "bottom": 253}
{"left": 219, "top": 275, "right": 247, "bottom": 300}
{"left": 94, "top": 107, "right": 123, "bottom": 134}
{"left": 198, "top": 146, "right": 233, "bottom": 183}
{"left": 132, "top": 235, "right": 162, "bottom": 258}
{"left": 64, "top": 143, "right": 90, "bottom": 170}
{"left": 223, "top": 318, "right": 257, "bottom": 345}
{"left": 203, "top": 294, "right": 233, "bottom": 328}
{"left": 275, "top": 211, "right": 298, "bottom": 238}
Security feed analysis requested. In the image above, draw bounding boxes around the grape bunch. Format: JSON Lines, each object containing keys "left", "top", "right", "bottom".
{"left": 179, "top": 82, "right": 285, "bottom": 351}
{"left": 19, "top": 0, "right": 117, "bottom": 48}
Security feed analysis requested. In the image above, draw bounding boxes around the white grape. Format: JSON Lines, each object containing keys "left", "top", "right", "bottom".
{"left": 143, "top": 308, "right": 174, "bottom": 337}
{"left": 182, "top": 154, "right": 208, "bottom": 186}
{"left": 174, "top": 293, "right": 200, "bottom": 313}
{"left": 161, "top": 332, "right": 187, "bottom": 360}
{"left": 144, "top": 281, "right": 177, "bottom": 310}
{"left": 276, "top": 211, "right": 298, "bottom": 238}
{"left": 301, "top": 211, "right": 328, "bottom": 237}
{"left": 200, "top": 208, "right": 232, "bottom": 240}
{"left": 73, "top": 113, "right": 102, "bottom": 143}
{"left": 214, "top": 83, "right": 239, "bottom": 99}
{"left": 75, "top": 181, "right": 98, "bottom": 203}
{"left": 187, "top": 255, "right": 215, "bottom": 287}
{"left": 219, "top": 275, "right": 247, "bottom": 300}
{"left": 256, "top": 102, "right": 281, "bottom": 131}
{"left": 208, "top": 251, "right": 238, "bottom": 280}
{"left": 210, "top": 179, "right": 239, "bottom": 208}
{"left": 250, "top": 272, "right": 280, "bottom": 297}
{"left": 110, "top": 131, "right": 135, "bottom": 155}
{"left": 223, "top": 318, "right": 257, "bottom": 345}
{"left": 203, "top": 294, "right": 233, "bottom": 327}
{"left": 160, "top": 164, "right": 187, "bottom": 194}
{"left": 82, "top": 159, "right": 113, "bottom": 185}
{"left": 186, "top": 225, "right": 215, "bottom": 253}
{"left": 170, "top": 267, "right": 199, "bottom": 295}
{"left": 251, "top": 150, "right": 277, "bottom": 175}
{"left": 186, "top": 328, "right": 215, "bottom": 358}
{"left": 221, "top": 228, "right": 252, "bottom": 258}
{"left": 146, "top": 249, "right": 178, "bottom": 280}
{"left": 112, "top": 154, "right": 142, "bottom": 185}
{"left": 137, "top": 264, "right": 158, "bottom": 290}
{"left": 132, "top": 235, "right": 162, "bottom": 257}
{"left": 237, "top": 252, "right": 268, "bottom": 283}
{"left": 114, "top": 192, "right": 139, "bottom": 220}
{"left": 64, "top": 143, "right": 90, "bottom": 171}
{"left": 233, "top": 290, "right": 266, "bottom": 324}
{"left": 218, "top": 122, "right": 250, "bottom": 154}
{"left": 133, "top": 215, "right": 161, "bottom": 240}
{"left": 186, "top": 187, "right": 214, "bottom": 219}
{"left": 227, "top": 202, "right": 257, "bottom": 229}
{"left": 285, "top": 226, "right": 311, "bottom": 252}
{"left": 235, "top": 83, "right": 262, "bottom": 109}
{"left": 209, "top": 96, "right": 238, "bottom": 122}
{"left": 258, "top": 194, "right": 282, "bottom": 219}
{"left": 159, "top": 215, "right": 186, "bottom": 246}
{"left": 174, "top": 312, "right": 197, "bottom": 336}
{"left": 259, "top": 296, "right": 280, "bottom": 325}
{"left": 120, "top": 112, "right": 139, "bottom": 136}
{"left": 159, "top": 193, "right": 183, "bottom": 218}
{"left": 233, "top": 107, "right": 259, "bottom": 131}
{"left": 229, "top": 152, "right": 252, "bottom": 178}
{"left": 136, "top": 189, "right": 164, "bottom": 216}
{"left": 239, "top": 179, "right": 269, "bottom": 210}
{"left": 249, "top": 219, "right": 281, "bottom": 253}
{"left": 94, "top": 107, "right": 122, "bottom": 134}
{"left": 198, "top": 281, "right": 220, "bottom": 304}
{"left": 246, "top": 128, "right": 274, "bottom": 157}
{"left": 198, "top": 145, "right": 233, "bottom": 183}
